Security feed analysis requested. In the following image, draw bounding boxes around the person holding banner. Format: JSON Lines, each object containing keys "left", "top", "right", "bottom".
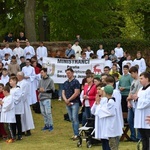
{"left": 62, "top": 68, "right": 80, "bottom": 140}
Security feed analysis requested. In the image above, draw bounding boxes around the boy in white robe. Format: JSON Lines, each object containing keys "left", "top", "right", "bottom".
{"left": 0, "top": 68, "right": 9, "bottom": 86}
{"left": 17, "top": 72, "right": 35, "bottom": 136}
{"left": 0, "top": 86, "right": 16, "bottom": 143}
{"left": 22, "top": 59, "right": 37, "bottom": 105}
{"left": 2, "top": 54, "right": 11, "bottom": 69}
{"left": 24, "top": 41, "right": 35, "bottom": 59}
{"left": 36, "top": 42, "right": 48, "bottom": 65}
{"left": 134, "top": 72, "right": 150, "bottom": 149}
{"left": 9, "top": 76, "right": 23, "bottom": 140}
{"left": 13, "top": 42, "right": 24, "bottom": 65}
{"left": 97, "top": 85, "right": 122, "bottom": 150}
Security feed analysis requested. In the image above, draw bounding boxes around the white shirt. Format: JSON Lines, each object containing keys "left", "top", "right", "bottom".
{"left": 133, "top": 58, "right": 146, "bottom": 73}
{"left": 134, "top": 86, "right": 150, "bottom": 129}
{"left": 114, "top": 47, "right": 124, "bottom": 59}
{"left": 13, "top": 47, "right": 24, "bottom": 64}
{"left": 97, "top": 49, "right": 104, "bottom": 59}
{"left": 36, "top": 46, "right": 48, "bottom": 65}
{"left": 3, "top": 47, "right": 13, "bottom": 59}
{"left": 105, "top": 60, "right": 113, "bottom": 68}
{"left": 0, "top": 95, "right": 16, "bottom": 123}
{"left": 0, "top": 49, "right": 4, "bottom": 61}
{"left": 2, "top": 59, "right": 11, "bottom": 69}
{"left": 24, "top": 46, "right": 35, "bottom": 59}
{"left": 122, "top": 60, "right": 133, "bottom": 69}
{"left": 22, "top": 65, "right": 36, "bottom": 81}
{"left": 10, "top": 87, "right": 24, "bottom": 114}
{"left": 85, "top": 50, "right": 94, "bottom": 59}
{"left": 0, "top": 75, "right": 9, "bottom": 86}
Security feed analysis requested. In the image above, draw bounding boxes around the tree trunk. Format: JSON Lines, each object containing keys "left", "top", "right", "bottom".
{"left": 144, "top": 12, "right": 150, "bottom": 40}
{"left": 24, "top": 0, "right": 36, "bottom": 42}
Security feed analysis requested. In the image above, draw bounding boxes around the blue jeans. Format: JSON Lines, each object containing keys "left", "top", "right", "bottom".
{"left": 85, "top": 107, "right": 91, "bottom": 119}
{"left": 66, "top": 103, "right": 79, "bottom": 136}
{"left": 128, "top": 107, "right": 141, "bottom": 140}
{"left": 58, "top": 84, "right": 63, "bottom": 98}
{"left": 40, "top": 99, "right": 53, "bottom": 127}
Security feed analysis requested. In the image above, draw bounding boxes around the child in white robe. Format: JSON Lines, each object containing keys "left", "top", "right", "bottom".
{"left": 91, "top": 85, "right": 110, "bottom": 150}
{"left": 98, "top": 85, "right": 121, "bottom": 150}
{"left": 0, "top": 68, "right": 9, "bottom": 86}
{"left": 0, "top": 86, "right": 16, "bottom": 143}
{"left": 9, "top": 76, "right": 23, "bottom": 140}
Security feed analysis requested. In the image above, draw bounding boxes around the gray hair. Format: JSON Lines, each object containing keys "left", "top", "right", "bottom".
{"left": 17, "top": 71, "right": 24, "bottom": 77}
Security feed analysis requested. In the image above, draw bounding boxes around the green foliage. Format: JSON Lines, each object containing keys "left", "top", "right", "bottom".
{"left": 78, "top": 38, "right": 150, "bottom": 57}
{"left": 44, "top": 0, "right": 125, "bottom": 41}
{"left": 0, "top": 0, "right": 150, "bottom": 41}
{"left": 0, "top": 0, "right": 25, "bottom": 41}
{"left": 78, "top": 38, "right": 150, "bottom": 67}
{"left": 126, "top": 0, "right": 150, "bottom": 40}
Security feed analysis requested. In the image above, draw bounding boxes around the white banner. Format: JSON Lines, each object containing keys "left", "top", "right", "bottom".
{"left": 43, "top": 57, "right": 105, "bottom": 83}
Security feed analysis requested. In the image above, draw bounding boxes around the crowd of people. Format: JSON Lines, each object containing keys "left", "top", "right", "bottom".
{"left": 0, "top": 39, "right": 50, "bottom": 143}
{"left": 0, "top": 33, "right": 150, "bottom": 150}
{"left": 61, "top": 40, "right": 150, "bottom": 150}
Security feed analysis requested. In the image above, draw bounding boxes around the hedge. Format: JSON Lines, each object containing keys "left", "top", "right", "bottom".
{"left": 76, "top": 38, "right": 150, "bottom": 66}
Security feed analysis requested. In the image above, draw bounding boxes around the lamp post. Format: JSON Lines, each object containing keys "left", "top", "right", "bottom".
{"left": 43, "top": 13, "right": 47, "bottom": 41}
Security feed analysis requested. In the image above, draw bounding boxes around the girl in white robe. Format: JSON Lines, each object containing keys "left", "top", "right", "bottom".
{"left": 0, "top": 86, "right": 16, "bottom": 143}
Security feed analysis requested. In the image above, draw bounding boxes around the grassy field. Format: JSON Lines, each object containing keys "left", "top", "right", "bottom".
{"left": 0, "top": 100, "right": 138, "bottom": 150}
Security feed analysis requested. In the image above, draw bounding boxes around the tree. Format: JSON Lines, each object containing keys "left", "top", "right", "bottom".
{"left": 127, "top": 0, "right": 150, "bottom": 40}
{"left": 24, "top": 0, "right": 36, "bottom": 42}
{"left": 43, "top": 0, "right": 125, "bottom": 41}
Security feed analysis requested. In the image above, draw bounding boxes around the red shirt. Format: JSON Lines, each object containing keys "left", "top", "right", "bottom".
{"left": 0, "top": 92, "right": 4, "bottom": 99}
{"left": 34, "top": 66, "right": 41, "bottom": 74}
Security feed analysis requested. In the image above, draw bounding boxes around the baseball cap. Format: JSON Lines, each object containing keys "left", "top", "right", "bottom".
{"left": 104, "top": 85, "right": 114, "bottom": 95}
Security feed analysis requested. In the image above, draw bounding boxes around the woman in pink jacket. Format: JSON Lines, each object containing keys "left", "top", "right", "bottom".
{"left": 83, "top": 73, "right": 97, "bottom": 119}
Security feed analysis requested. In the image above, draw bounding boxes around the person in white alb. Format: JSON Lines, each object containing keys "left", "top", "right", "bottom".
{"left": 134, "top": 72, "right": 150, "bottom": 150}
{"left": 9, "top": 76, "right": 23, "bottom": 140}
{"left": 24, "top": 41, "right": 35, "bottom": 59}
{"left": 13, "top": 42, "right": 24, "bottom": 64}
{"left": 114, "top": 42, "right": 124, "bottom": 61}
{"left": 97, "top": 44, "right": 104, "bottom": 59}
{"left": 104, "top": 54, "right": 113, "bottom": 68}
{"left": 0, "top": 68, "right": 9, "bottom": 86}
{"left": 22, "top": 59, "right": 37, "bottom": 105}
{"left": 36, "top": 42, "right": 48, "bottom": 65}
{"left": 122, "top": 53, "right": 133, "bottom": 70}
{"left": 0, "top": 49, "right": 4, "bottom": 61}
{"left": 0, "top": 86, "right": 16, "bottom": 143}
{"left": 133, "top": 51, "right": 146, "bottom": 73}
{"left": 2, "top": 54, "right": 11, "bottom": 70}
{"left": 85, "top": 46, "right": 94, "bottom": 59}
{"left": 17, "top": 72, "right": 35, "bottom": 136}
{"left": 2, "top": 43, "right": 13, "bottom": 60}
{"left": 71, "top": 41, "right": 82, "bottom": 59}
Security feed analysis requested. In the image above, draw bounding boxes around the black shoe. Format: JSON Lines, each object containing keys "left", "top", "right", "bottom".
{"left": 25, "top": 130, "right": 31, "bottom": 136}
{"left": 17, "top": 135, "right": 22, "bottom": 140}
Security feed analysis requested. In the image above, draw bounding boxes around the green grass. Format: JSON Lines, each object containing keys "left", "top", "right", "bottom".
{"left": 0, "top": 100, "right": 138, "bottom": 150}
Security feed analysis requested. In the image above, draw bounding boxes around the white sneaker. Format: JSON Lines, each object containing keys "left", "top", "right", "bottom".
{"left": 58, "top": 97, "right": 62, "bottom": 101}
